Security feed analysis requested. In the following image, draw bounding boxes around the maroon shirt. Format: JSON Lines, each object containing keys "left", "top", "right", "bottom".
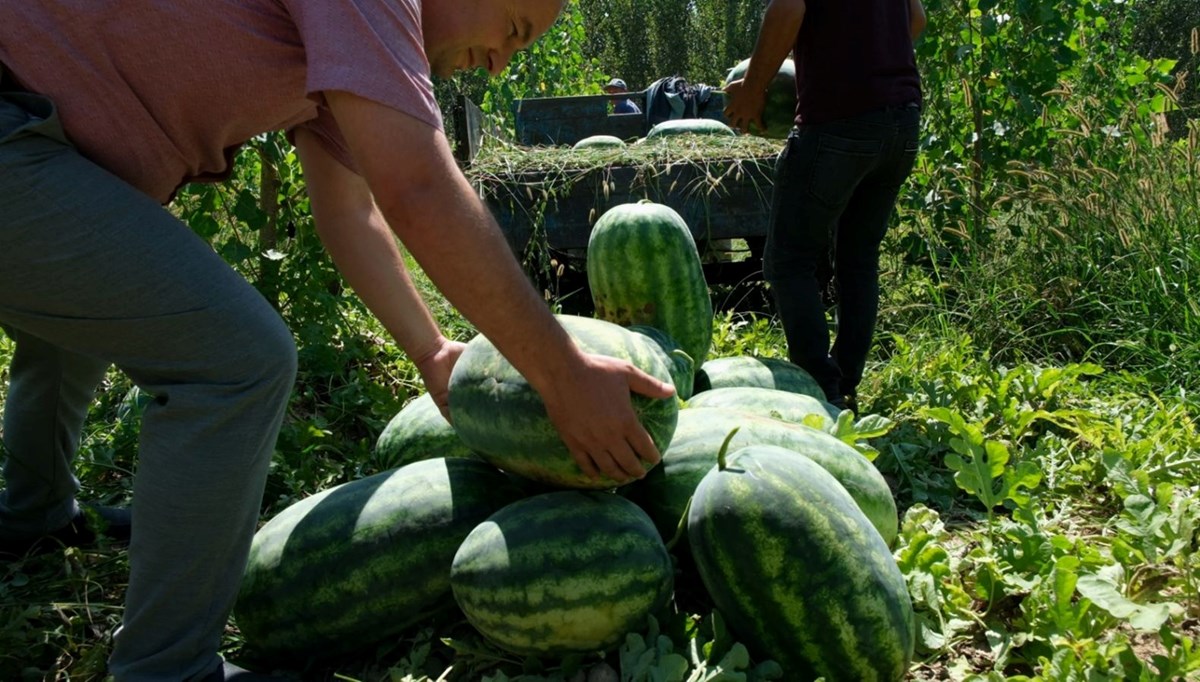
{"left": 793, "top": 0, "right": 922, "bottom": 124}
{"left": 0, "top": 0, "right": 442, "bottom": 204}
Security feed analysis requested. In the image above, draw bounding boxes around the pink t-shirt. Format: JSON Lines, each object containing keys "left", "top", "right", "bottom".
{"left": 0, "top": 0, "right": 443, "bottom": 204}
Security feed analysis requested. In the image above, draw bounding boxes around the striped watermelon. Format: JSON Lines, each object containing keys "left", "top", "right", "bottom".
{"left": 693, "top": 355, "right": 825, "bottom": 400}
{"left": 450, "top": 491, "right": 673, "bottom": 656}
{"left": 588, "top": 201, "right": 713, "bottom": 372}
{"left": 447, "top": 315, "right": 678, "bottom": 489}
{"left": 629, "top": 324, "right": 695, "bottom": 401}
{"left": 685, "top": 386, "right": 841, "bottom": 432}
{"left": 374, "top": 392, "right": 477, "bottom": 470}
{"left": 233, "top": 458, "right": 527, "bottom": 660}
{"left": 623, "top": 407, "right": 897, "bottom": 547}
{"left": 645, "top": 118, "right": 737, "bottom": 139}
{"left": 573, "top": 134, "right": 627, "bottom": 149}
{"left": 688, "top": 445, "right": 915, "bottom": 681}
{"left": 723, "top": 58, "right": 797, "bottom": 139}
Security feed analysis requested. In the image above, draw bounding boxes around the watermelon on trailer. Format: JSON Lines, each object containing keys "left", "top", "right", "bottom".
{"left": 723, "top": 58, "right": 797, "bottom": 139}
{"left": 623, "top": 407, "right": 897, "bottom": 547}
{"left": 374, "top": 392, "right": 477, "bottom": 469}
{"left": 689, "top": 445, "right": 915, "bottom": 681}
{"left": 693, "top": 355, "right": 826, "bottom": 400}
{"left": 685, "top": 386, "right": 842, "bottom": 432}
{"left": 448, "top": 315, "right": 679, "bottom": 489}
{"left": 573, "top": 134, "right": 627, "bottom": 149}
{"left": 588, "top": 201, "right": 714, "bottom": 372}
{"left": 645, "top": 118, "right": 737, "bottom": 139}
{"left": 233, "top": 458, "right": 527, "bottom": 660}
{"left": 450, "top": 490, "right": 673, "bottom": 656}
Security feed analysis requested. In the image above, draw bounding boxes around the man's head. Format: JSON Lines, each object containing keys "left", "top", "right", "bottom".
{"left": 603, "top": 78, "right": 628, "bottom": 94}
{"left": 421, "top": 0, "right": 565, "bottom": 78}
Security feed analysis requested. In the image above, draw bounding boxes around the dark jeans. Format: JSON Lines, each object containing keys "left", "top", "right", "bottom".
{"left": 763, "top": 104, "right": 920, "bottom": 403}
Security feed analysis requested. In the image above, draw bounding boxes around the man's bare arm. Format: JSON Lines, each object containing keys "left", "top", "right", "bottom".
{"left": 294, "top": 128, "right": 463, "bottom": 414}
{"left": 323, "top": 91, "right": 674, "bottom": 481}
{"left": 723, "top": 0, "right": 806, "bottom": 132}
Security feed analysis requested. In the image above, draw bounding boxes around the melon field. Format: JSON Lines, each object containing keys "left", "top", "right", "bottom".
{"left": 2, "top": 0, "right": 1200, "bottom": 680}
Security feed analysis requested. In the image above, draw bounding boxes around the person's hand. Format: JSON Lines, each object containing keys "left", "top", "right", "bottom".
{"left": 539, "top": 353, "right": 676, "bottom": 485}
{"left": 413, "top": 336, "right": 467, "bottom": 422}
{"left": 722, "top": 78, "right": 768, "bottom": 135}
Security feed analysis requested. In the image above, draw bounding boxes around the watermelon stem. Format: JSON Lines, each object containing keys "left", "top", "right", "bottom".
{"left": 665, "top": 496, "right": 693, "bottom": 552}
{"left": 716, "top": 427, "right": 741, "bottom": 471}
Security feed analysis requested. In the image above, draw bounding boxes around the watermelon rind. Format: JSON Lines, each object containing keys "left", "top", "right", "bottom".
{"left": 645, "top": 118, "right": 737, "bottom": 139}
{"left": 572, "top": 134, "right": 627, "bottom": 149}
{"left": 233, "top": 458, "right": 527, "bottom": 660}
{"left": 447, "top": 315, "right": 679, "bottom": 489}
{"left": 623, "top": 407, "right": 898, "bottom": 547}
{"left": 693, "top": 355, "right": 826, "bottom": 400}
{"left": 588, "top": 202, "right": 714, "bottom": 373}
{"left": 723, "top": 58, "right": 797, "bottom": 139}
{"left": 374, "top": 392, "right": 478, "bottom": 470}
{"left": 685, "top": 386, "right": 841, "bottom": 432}
{"left": 688, "top": 445, "right": 915, "bottom": 681}
{"left": 450, "top": 490, "right": 674, "bottom": 656}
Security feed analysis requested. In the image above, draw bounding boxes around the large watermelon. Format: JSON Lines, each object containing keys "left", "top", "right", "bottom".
{"left": 374, "top": 392, "right": 477, "bottom": 469}
{"left": 447, "top": 315, "right": 679, "bottom": 489}
{"left": 588, "top": 201, "right": 713, "bottom": 372}
{"left": 623, "top": 407, "right": 897, "bottom": 547}
{"left": 645, "top": 118, "right": 737, "bottom": 139}
{"left": 723, "top": 58, "right": 797, "bottom": 139}
{"left": 233, "top": 458, "right": 527, "bottom": 660}
{"left": 693, "top": 355, "right": 825, "bottom": 400}
{"left": 450, "top": 490, "right": 673, "bottom": 656}
{"left": 685, "top": 386, "right": 841, "bottom": 432}
{"left": 689, "top": 445, "right": 915, "bottom": 681}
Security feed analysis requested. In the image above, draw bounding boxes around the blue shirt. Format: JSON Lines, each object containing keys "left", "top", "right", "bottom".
{"left": 613, "top": 98, "right": 641, "bottom": 115}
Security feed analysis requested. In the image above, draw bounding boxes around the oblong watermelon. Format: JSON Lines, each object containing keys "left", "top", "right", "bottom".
{"left": 573, "top": 134, "right": 627, "bottom": 149}
{"left": 451, "top": 490, "right": 673, "bottom": 656}
{"left": 689, "top": 445, "right": 915, "bottom": 681}
{"left": 233, "top": 458, "right": 527, "bottom": 660}
{"left": 374, "top": 392, "right": 477, "bottom": 470}
{"left": 685, "top": 386, "right": 841, "bottom": 432}
{"left": 623, "top": 407, "right": 897, "bottom": 547}
{"left": 645, "top": 118, "right": 736, "bottom": 139}
{"left": 447, "top": 315, "right": 679, "bottom": 489}
{"left": 588, "top": 201, "right": 713, "bottom": 372}
{"left": 723, "top": 58, "right": 797, "bottom": 139}
{"left": 693, "top": 355, "right": 825, "bottom": 400}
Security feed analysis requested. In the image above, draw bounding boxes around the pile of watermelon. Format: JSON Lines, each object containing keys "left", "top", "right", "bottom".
{"left": 233, "top": 201, "right": 914, "bottom": 680}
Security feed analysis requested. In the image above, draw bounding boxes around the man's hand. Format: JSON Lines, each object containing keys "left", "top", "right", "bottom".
{"left": 539, "top": 353, "right": 676, "bottom": 484}
{"left": 413, "top": 336, "right": 466, "bottom": 421}
{"left": 723, "top": 78, "right": 768, "bottom": 135}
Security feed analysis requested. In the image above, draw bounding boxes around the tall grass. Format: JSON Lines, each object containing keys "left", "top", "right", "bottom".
{"left": 883, "top": 105, "right": 1199, "bottom": 393}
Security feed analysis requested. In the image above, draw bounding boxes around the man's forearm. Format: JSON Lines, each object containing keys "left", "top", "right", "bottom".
{"left": 742, "top": 0, "right": 806, "bottom": 92}
{"left": 373, "top": 162, "right": 582, "bottom": 391}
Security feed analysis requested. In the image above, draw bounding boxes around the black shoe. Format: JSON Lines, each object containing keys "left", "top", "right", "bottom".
{"left": 0, "top": 504, "right": 131, "bottom": 559}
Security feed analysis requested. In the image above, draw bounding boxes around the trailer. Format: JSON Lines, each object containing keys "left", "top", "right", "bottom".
{"left": 453, "top": 94, "right": 782, "bottom": 309}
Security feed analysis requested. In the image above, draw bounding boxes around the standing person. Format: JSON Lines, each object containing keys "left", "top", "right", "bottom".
{"left": 0, "top": 0, "right": 674, "bottom": 679}
{"left": 724, "top": 0, "right": 926, "bottom": 413}
{"left": 604, "top": 78, "right": 643, "bottom": 114}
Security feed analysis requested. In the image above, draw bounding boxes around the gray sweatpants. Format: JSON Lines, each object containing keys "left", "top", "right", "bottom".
{"left": 0, "top": 89, "right": 297, "bottom": 680}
